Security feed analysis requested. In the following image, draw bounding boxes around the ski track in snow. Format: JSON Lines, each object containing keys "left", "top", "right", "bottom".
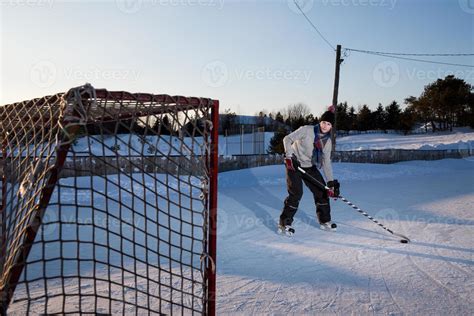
{"left": 431, "top": 244, "right": 474, "bottom": 279}
{"left": 377, "top": 255, "right": 404, "bottom": 315}
{"left": 406, "top": 253, "right": 460, "bottom": 299}
{"left": 216, "top": 158, "right": 474, "bottom": 314}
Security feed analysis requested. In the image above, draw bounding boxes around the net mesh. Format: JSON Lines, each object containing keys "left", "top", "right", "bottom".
{"left": 0, "top": 84, "right": 218, "bottom": 315}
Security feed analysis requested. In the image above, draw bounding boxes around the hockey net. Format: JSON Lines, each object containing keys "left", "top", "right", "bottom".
{"left": 0, "top": 84, "right": 219, "bottom": 315}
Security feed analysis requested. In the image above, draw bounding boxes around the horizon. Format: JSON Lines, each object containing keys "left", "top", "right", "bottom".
{"left": 1, "top": 0, "right": 473, "bottom": 116}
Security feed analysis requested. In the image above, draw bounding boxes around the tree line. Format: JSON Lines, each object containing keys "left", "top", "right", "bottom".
{"left": 342, "top": 75, "right": 473, "bottom": 132}
{"left": 268, "top": 75, "right": 473, "bottom": 154}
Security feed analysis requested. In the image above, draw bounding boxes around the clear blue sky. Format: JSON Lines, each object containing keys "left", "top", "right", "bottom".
{"left": 1, "top": 0, "right": 473, "bottom": 116}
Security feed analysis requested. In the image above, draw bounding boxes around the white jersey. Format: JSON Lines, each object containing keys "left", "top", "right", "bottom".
{"left": 283, "top": 125, "right": 334, "bottom": 181}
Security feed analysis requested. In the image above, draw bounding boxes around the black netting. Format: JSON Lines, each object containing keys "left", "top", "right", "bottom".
{"left": 0, "top": 84, "right": 218, "bottom": 315}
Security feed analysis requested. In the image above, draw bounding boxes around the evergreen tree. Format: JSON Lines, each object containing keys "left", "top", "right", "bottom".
{"left": 305, "top": 113, "right": 317, "bottom": 125}
{"left": 221, "top": 108, "right": 237, "bottom": 134}
{"left": 410, "top": 76, "right": 472, "bottom": 131}
{"left": 256, "top": 111, "right": 267, "bottom": 128}
{"left": 356, "top": 105, "right": 373, "bottom": 131}
{"left": 348, "top": 106, "right": 357, "bottom": 130}
{"left": 292, "top": 116, "right": 306, "bottom": 130}
{"left": 399, "top": 106, "right": 417, "bottom": 135}
{"left": 268, "top": 127, "right": 289, "bottom": 154}
{"left": 385, "top": 101, "right": 402, "bottom": 130}
{"left": 467, "top": 93, "right": 474, "bottom": 128}
{"left": 272, "top": 111, "right": 285, "bottom": 131}
{"left": 372, "top": 103, "right": 386, "bottom": 130}
{"left": 275, "top": 111, "right": 284, "bottom": 123}
{"left": 336, "top": 102, "right": 350, "bottom": 130}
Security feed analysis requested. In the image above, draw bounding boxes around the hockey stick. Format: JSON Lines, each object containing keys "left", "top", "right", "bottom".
{"left": 296, "top": 166, "right": 411, "bottom": 243}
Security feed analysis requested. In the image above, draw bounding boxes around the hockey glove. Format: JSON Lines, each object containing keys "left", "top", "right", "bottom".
{"left": 327, "top": 179, "right": 340, "bottom": 198}
{"left": 284, "top": 155, "right": 300, "bottom": 172}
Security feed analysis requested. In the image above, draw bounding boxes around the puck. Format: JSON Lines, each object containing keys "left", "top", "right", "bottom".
{"left": 400, "top": 239, "right": 408, "bottom": 243}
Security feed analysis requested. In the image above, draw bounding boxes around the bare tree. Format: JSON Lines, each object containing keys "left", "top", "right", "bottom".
{"left": 283, "top": 103, "right": 311, "bottom": 130}
{"left": 285, "top": 103, "right": 311, "bottom": 121}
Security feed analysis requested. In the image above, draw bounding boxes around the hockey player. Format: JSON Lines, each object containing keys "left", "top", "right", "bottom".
{"left": 278, "top": 106, "right": 340, "bottom": 236}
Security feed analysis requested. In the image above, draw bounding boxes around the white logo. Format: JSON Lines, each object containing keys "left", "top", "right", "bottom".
{"left": 288, "top": 0, "right": 314, "bottom": 14}
{"left": 39, "top": 210, "right": 59, "bottom": 239}
{"left": 459, "top": 0, "right": 474, "bottom": 14}
{"left": 201, "top": 60, "right": 229, "bottom": 88}
{"left": 217, "top": 210, "right": 230, "bottom": 237}
{"left": 116, "top": 0, "right": 143, "bottom": 14}
{"left": 375, "top": 208, "right": 400, "bottom": 222}
{"left": 30, "top": 60, "right": 57, "bottom": 88}
{"left": 373, "top": 60, "right": 399, "bottom": 88}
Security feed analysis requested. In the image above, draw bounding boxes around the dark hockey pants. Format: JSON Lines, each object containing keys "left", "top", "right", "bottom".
{"left": 280, "top": 166, "right": 331, "bottom": 226}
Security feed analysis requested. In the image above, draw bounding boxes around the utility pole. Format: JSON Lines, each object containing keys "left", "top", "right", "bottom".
{"left": 331, "top": 44, "right": 342, "bottom": 151}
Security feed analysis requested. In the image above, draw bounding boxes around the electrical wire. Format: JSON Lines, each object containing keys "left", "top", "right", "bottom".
{"left": 345, "top": 48, "right": 474, "bottom": 57}
{"left": 291, "top": 3, "right": 474, "bottom": 67}
{"left": 346, "top": 49, "right": 474, "bottom": 68}
{"left": 293, "top": 0, "right": 336, "bottom": 51}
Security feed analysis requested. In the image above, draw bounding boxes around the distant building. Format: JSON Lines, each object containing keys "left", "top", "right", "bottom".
{"left": 218, "top": 114, "right": 289, "bottom": 134}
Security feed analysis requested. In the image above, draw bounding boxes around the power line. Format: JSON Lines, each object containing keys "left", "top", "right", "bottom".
{"left": 293, "top": 0, "right": 335, "bottom": 52}
{"left": 291, "top": 3, "right": 474, "bottom": 67}
{"left": 346, "top": 48, "right": 474, "bottom": 57}
{"left": 346, "top": 49, "right": 474, "bottom": 68}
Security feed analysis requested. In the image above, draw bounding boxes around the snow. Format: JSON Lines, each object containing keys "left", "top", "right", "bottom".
{"left": 221, "top": 128, "right": 474, "bottom": 154}
{"left": 6, "top": 131, "right": 474, "bottom": 314}
{"left": 69, "top": 131, "right": 274, "bottom": 157}
{"left": 337, "top": 128, "right": 474, "bottom": 151}
{"left": 216, "top": 159, "right": 474, "bottom": 314}
{"left": 67, "top": 128, "right": 474, "bottom": 157}
{"left": 221, "top": 128, "right": 474, "bottom": 155}
{"left": 219, "top": 132, "right": 273, "bottom": 156}
{"left": 8, "top": 172, "right": 207, "bottom": 315}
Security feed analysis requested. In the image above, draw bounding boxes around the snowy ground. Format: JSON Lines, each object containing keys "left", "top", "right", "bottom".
{"left": 216, "top": 159, "right": 474, "bottom": 314}
{"left": 6, "top": 131, "right": 474, "bottom": 314}
{"left": 336, "top": 128, "right": 474, "bottom": 151}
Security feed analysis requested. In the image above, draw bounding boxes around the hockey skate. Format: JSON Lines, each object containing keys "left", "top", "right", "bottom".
{"left": 320, "top": 221, "right": 337, "bottom": 232}
{"left": 277, "top": 224, "right": 295, "bottom": 237}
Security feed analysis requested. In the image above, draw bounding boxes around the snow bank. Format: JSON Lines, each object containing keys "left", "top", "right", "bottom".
{"left": 336, "top": 130, "right": 474, "bottom": 151}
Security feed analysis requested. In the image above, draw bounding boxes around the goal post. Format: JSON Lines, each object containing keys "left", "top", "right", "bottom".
{"left": 0, "top": 84, "right": 219, "bottom": 315}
